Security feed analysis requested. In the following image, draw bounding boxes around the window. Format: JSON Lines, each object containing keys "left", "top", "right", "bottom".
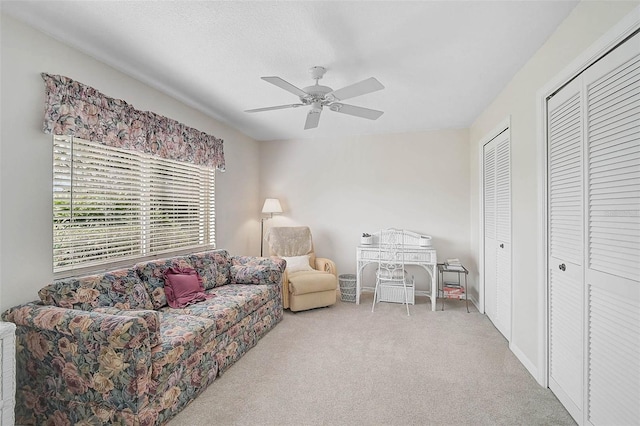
{"left": 53, "top": 135, "right": 215, "bottom": 274}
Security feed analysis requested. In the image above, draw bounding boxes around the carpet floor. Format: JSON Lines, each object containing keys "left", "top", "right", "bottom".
{"left": 169, "top": 294, "right": 575, "bottom": 425}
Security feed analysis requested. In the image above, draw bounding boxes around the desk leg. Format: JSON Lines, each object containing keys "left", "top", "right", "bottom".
{"left": 464, "top": 272, "right": 469, "bottom": 313}
{"left": 431, "top": 265, "right": 437, "bottom": 311}
{"left": 440, "top": 268, "right": 444, "bottom": 311}
{"left": 420, "top": 265, "right": 438, "bottom": 312}
{"left": 356, "top": 262, "right": 363, "bottom": 305}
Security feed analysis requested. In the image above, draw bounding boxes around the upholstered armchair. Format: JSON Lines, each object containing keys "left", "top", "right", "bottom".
{"left": 264, "top": 226, "right": 337, "bottom": 312}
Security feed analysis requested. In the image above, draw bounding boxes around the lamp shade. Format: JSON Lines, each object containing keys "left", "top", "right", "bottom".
{"left": 261, "top": 198, "right": 283, "bottom": 214}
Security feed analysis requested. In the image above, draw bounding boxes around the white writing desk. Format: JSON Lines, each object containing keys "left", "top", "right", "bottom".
{"left": 356, "top": 232, "right": 438, "bottom": 311}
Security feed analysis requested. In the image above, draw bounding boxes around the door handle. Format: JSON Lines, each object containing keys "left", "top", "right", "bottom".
{"left": 499, "top": 243, "right": 504, "bottom": 248}
{"left": 559, "top": 263, "right": 566, "bottom": 271}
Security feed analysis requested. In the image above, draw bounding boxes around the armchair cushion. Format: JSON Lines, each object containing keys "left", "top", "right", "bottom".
{"left": 288, "top": 270, "right": 337, "bottom": 296}
{"left": 281, "top": 255, "right": 313, "bottom": 273}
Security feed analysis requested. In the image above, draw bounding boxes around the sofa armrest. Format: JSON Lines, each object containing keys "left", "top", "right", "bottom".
{"left": 92, "top": 306, "right": 161, "bottom": 348}
{"left": 230, "top": 256, "right": 286, "bottom": 285}
{"left": 3, "top": 303, "right": 154, "bottom": 415}
{"left": 315, "top": 257, "right": 337, "bottom": 276}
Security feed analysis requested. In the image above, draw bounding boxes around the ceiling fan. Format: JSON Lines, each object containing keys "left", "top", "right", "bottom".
{"left": 245, "top": 66, "right": 385, "bottom": 130}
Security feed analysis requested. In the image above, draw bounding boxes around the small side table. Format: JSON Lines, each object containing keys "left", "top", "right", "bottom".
{"left": 437, "top": 263, "right": 469, "bottom": 313}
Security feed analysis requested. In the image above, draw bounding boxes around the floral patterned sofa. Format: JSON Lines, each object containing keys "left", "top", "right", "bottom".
{"left": 2, "top": 249, "right": 286, "bottom": 425}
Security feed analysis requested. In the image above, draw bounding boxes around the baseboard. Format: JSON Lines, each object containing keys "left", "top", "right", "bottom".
{"left": 468, "top": 295, "right": 480, "bottom": 311}
{"left": 510, "top": 341, "right": 542, "bottom": 385}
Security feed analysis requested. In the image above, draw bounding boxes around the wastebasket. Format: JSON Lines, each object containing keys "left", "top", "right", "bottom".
{"left": 339, "top": 274, "right": 357, "bottom": 303}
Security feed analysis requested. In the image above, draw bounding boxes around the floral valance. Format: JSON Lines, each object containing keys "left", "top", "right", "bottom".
{"left": 41, "top": 73, "right": 225, "bottom": 171}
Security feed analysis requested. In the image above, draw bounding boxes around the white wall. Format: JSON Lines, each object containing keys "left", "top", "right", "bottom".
{"left": 0, "top": 14, "right": 261, "bottom": 312}
{"left": 259, "top": 129, "right": 471, "bottom": 297}
{"left": 469, "top": 1, "right": 639, "bottom": 376}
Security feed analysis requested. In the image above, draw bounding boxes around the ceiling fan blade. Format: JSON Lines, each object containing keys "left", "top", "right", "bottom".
{"left": 330, "top": 103, "right": 384, "bottom": 120}
{"left": 245, "top": 104, "right": 304, "bottom": 113}
{"left": 327, "top": 77, "right": 384, "bottom": 101}
{"left": 304, "top": 109, "right": 322, "bottom": 130}
{"left": 262, "top": 76, "right": 308, "bottom": 98}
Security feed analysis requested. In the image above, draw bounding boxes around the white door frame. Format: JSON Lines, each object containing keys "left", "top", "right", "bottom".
{"left": 478, "top": 116, "right": 511, "bottom": 317}
{"left": 535, "top": 6, "right": 640, "bottom": 387}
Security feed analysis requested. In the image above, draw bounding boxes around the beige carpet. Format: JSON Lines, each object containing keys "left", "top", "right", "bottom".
{"left": 169, "top": 295, "right": 575, "bottom": 426}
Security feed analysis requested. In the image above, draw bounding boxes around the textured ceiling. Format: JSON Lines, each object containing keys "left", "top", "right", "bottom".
{"left": 2, "top": 1, "right": 578, "bottom": 141}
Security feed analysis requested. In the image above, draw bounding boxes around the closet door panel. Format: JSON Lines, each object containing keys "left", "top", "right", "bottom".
{"left": 495, "top": 133, "right": 511, "bottom": 338}
{"left": 496, "top": 136, "right": 511, "bottom": 244}
{"left": 549, "top": 258, "right": 584, "bottom": 419}
{"left": 485, "top": 238, "right": 497, "bottom": 320}
{"left": 484, "top": 143, "right": 497, "bottom": 321}
{"left": 584, "top": 32, "right": 640, "bottom": 426}
{"left": 485, "top": 144, "right": 497, "bottom": 240}
{"left": 586, "top": 42, "right": 640, "bottom": 281}
{"left": 495, "top": 241, "right": 511, "bottom": 338}
{"left": 547, "top": 77, "right": 584, "bottom": 421}
{"left": 587, "top": 273, "right": 640, "bottom": 426}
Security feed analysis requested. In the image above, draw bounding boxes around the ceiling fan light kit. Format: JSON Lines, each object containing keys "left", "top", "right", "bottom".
{"left": 245, "top": 66, "right": 385, "bottom": 130}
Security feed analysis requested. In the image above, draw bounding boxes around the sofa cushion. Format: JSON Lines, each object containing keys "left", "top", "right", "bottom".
{"left": 288, "top": 270, "right": 337, "bottom": 296}
{"left": 159, "top": 284, "right": 279, "bottom": 335}
{"left": 39, "top": 268, "right": 154, "bottom": 311}
{"left": 93, "top": 307, "right": 162, "bottom": 348}
{"left": 188, "top": 250, "right": 231, "bottom": 289}
{"left": 135, "top": 257, "right": 194, "bottom": 309}
{"left": 151, "top": 312, "right": 218, "bottom": 391}
{"left": 164, "top": 267, "right": 212, "bottom": 308}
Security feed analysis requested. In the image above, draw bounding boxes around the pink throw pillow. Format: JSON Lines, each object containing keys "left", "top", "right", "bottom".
{"left": 163, "top": 267, "right": 212, "bottom": 308}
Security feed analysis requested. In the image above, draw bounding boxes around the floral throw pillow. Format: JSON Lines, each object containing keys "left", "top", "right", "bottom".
{"left": 163, "top": 267, "right": 212, "bottom": 308}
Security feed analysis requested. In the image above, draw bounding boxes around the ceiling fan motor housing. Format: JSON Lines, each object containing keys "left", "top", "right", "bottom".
{"left": 302, "top": 84, "right": 333, "bottom": 103}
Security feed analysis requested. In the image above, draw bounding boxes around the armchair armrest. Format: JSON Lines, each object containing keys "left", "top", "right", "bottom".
{"left": 281, "top": 270, "right": 290, "bottom": 309}
{"left": 3, "top": 304, "right": 154, "bottom": 417}
{"left": 315, "top": 257, "right": 337, "bottom": 276}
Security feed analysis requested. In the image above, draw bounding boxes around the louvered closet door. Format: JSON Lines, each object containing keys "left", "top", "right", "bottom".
{"left": 484, "top": 129, "right": 511, "bottom": 340}
{"left": 495, "top": 134, "right": 512, "bottom": 339}
{"left": 583, "top": 32, "right": 640, "bottom": 426}
{"left": 547, "top": 76, "right": 585, "bottom": 423}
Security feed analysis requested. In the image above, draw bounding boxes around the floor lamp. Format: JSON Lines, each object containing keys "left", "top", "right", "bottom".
{"left": 260, "top": 198, "right": 282, "bottom": 256}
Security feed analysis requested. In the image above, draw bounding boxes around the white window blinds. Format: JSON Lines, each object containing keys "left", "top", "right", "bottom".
{"left": 53, "top": 135, "right": 215, "bottom": 273}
